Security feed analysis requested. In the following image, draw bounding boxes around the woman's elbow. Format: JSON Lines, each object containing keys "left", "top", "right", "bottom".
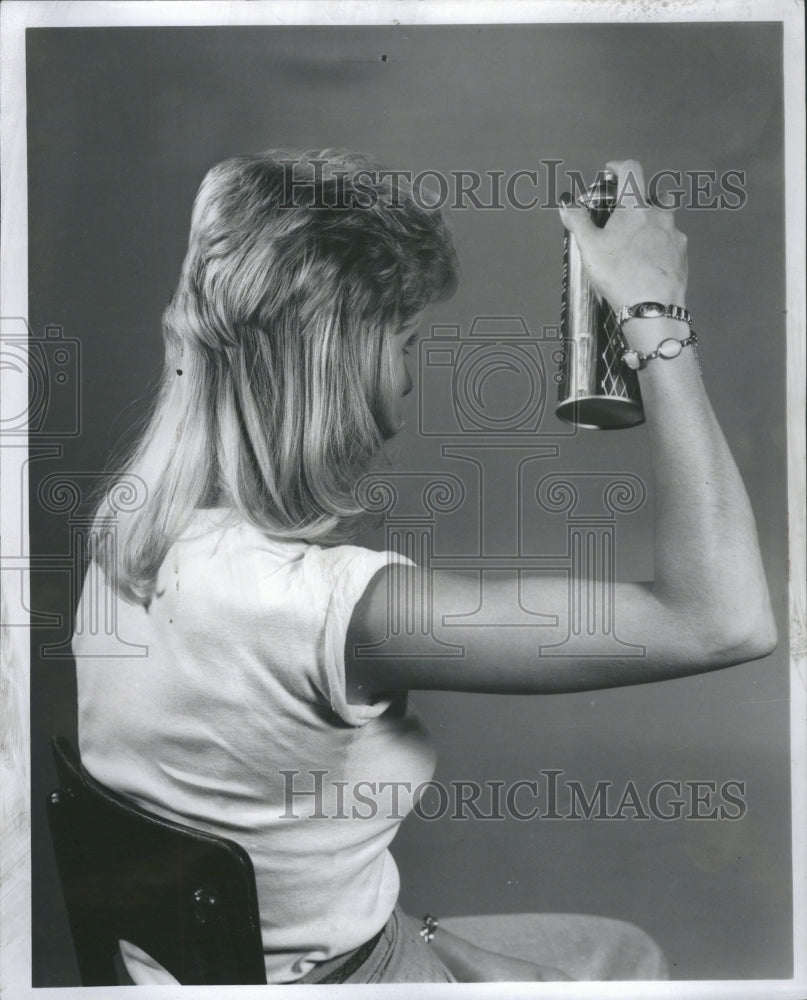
{"left": 699, "top": 607, "right": 779, "bottom": 669}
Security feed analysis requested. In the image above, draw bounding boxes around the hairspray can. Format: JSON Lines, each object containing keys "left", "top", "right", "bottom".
{"left": 555, "top": 170, "right": 645, "bottom": 429}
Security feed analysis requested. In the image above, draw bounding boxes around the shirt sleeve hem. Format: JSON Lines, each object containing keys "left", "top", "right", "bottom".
{"left": 322, "top": 549, "right": 414, "bottom": 727}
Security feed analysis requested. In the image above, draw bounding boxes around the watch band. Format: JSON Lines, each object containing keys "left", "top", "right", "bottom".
{"left": 616, "top": 302, "right": 691, "bottom": 327}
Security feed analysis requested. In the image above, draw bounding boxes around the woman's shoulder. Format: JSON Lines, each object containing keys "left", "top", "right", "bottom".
{"left": 300, "top": 541, "right": 414, "bottom": 599}
{"left": 175, "top": 508, "right": 412, "bottom": 595}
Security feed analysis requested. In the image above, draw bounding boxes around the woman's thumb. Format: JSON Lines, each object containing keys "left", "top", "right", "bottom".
{"left": 559, "top": 194, "right": 597, "bottom": 246}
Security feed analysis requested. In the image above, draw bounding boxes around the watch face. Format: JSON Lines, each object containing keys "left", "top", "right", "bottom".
{"left": 636, "top": 302, "right": 666, "bottom": 318}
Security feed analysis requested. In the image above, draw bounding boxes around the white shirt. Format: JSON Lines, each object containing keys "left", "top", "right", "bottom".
{"left": 74, "top": 509, "right": 433, "bottom": 983}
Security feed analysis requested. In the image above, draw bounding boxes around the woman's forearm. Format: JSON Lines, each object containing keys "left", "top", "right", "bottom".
{"left": 626, "top": 317, "right": 776, "bottom": 658}
{"left": 558, "top": 160, "right": 776, "bottom": 663}
{"left": 624, "top": 319, "right": 776, "bottom": 655}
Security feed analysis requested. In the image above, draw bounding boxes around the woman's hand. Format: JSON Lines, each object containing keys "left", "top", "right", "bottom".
{"left": 559, "top": 159, "right": 688, "bottom": 310}
{"left": 429, "top": 925, "right": 574, "bottom": 982}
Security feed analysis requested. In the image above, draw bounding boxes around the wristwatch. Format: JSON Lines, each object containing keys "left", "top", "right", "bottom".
{"left": 616, "top": 302, "right": 691, "bottom": 327}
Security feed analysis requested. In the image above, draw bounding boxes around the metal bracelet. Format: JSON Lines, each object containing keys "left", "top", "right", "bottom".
{"left": 621, "top": 331, "right": 698, "bottom": 371}
{"left": 616, "top": 302, "right": 692, "bottom": 327}
{"left": 419, "top": 913, "right": 439, "bottom": 944}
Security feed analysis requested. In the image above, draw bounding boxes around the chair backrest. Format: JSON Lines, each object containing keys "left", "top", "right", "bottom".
{"left": 47, "top": 736, "right": 267, "bottom": 985}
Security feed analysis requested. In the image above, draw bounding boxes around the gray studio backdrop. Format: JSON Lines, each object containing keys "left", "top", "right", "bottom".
{"left": 27, "top": 23, "right": 789, "bottom": 984}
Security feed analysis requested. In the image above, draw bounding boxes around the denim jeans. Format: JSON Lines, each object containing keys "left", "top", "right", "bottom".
{"left": 293, "top": 906, "right": 668, "bottom": 983}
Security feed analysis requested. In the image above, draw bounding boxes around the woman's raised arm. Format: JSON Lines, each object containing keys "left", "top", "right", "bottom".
{"left": 346, "top": 160, "right": 777, "bottom": 698}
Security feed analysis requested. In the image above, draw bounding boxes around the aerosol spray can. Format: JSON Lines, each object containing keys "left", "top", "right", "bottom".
{"left": 555, "top": 170, "right": 645, "bottom": 429}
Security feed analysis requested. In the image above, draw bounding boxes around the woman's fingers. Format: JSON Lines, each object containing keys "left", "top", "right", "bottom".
{"left": 603, "top": 158, "right": 676, "bottom": 225}
{"left": 558, "top": 195, "right": 599, "bottom": 247}
{"left": 556, "top": 158, "right": 687, "bottom": 306}
{"left": 606, "top": 158, "right": 647, "bottom": 208}
{"left": 650, "top": 201, "right": 678, "bottom": 229}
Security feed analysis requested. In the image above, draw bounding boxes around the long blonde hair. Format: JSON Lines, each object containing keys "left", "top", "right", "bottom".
{"left": 94, "top": 149, "right": 458, "bottom": 603}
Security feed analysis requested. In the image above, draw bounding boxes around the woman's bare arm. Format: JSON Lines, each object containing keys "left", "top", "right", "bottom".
{"left": 346, "top": 159, "right": 777, "bottom": 698}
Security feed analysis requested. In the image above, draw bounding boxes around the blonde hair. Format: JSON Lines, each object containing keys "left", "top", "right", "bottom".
{"left": 94, "top": 149, "right": 458, "bottom": 603}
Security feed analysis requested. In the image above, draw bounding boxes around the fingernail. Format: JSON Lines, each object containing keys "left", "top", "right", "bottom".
{"left": 559, "top": 192, "right": 572, "bottom": 206}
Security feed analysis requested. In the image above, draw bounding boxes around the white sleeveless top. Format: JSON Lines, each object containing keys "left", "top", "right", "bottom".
{"left": 74, "top": 509, "right": 433, "bottom": 984}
